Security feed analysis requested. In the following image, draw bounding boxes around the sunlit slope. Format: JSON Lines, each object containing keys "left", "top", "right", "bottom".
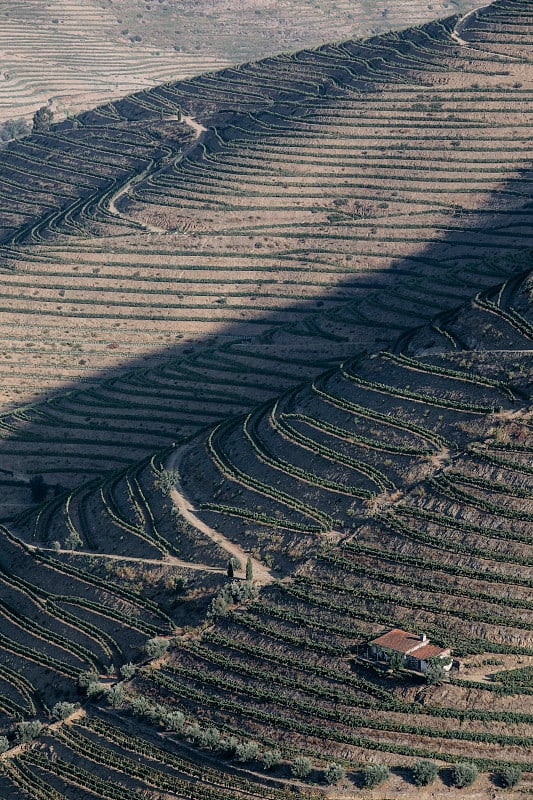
{"left": 0, "top": 0, "right": 483, "bottom": 126}
{"left": 0, "top": 0, "right": 531, "bottom": 508}
{"left": 100, "top": 0, "right": 485, "bottom": 60}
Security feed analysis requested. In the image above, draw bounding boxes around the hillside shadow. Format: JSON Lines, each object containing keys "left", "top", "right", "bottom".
{"left": 0, "top": 156, "right": 530, "bottom": 515}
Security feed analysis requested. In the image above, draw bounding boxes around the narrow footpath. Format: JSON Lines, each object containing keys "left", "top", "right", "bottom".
{"left": 106, "top": 112, "right": 208, "bottom": 232}
{"left": 166, "top": 445, "right": 275, "bottom": 586}
{"left": 24, "top": 542, "right": 225, "bottom": 574}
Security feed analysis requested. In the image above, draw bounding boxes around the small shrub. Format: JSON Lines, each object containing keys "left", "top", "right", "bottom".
{"left": 86, "top": 681, "right": 106, "bottom": 699}
{"left": 262, "top": 749, "right": 283, "bottom": 770}
{"left": 411, "top": 759, "right": 438, "bottom": 786}
{"left": 291, "top": 756, "right": 312, "bottom": 780}
{"left": 106, "top": 684, "right": 125, "bottom": 708}
{"left": 165, "top": 710, "right": 185, "bottom": 732}
{"left": 120, "top": 662, "right": 136, "bottom": 680}
{"left": 144, "top": 637, "right": 169, "bottom": 659}
{"left": 172, "top": 576, "right": 187, "bottom": 594}
{"left": 130, "top": 695, "right": 152, "bottom": 717}
{"left": 0, "top": 735, "right": 9, "bottom": 753}
{"left": 235, "top": 741, "right": 260, "bottom": 762}
{"left": 451, "top": 762, "right": 478, "bottom": 788}
{"left": 32, "top": 106, "right": 53, "bottom": 133}
{"left": 499, "top": 765, "right": 522, "bottom": 789}
{"left": 51, "top": 702, "right": 77, "bottom": 720}
{"left": 158, "top": 469, "right": 180, "bottom": 495}
{"left": 218, "top": 735, "right": 239, "bottom": 757}
{"left": 387, "top": 650, "right": 404, "bottom": 672}
{"left": 145, "top": 702, "right": 167, "bottom": 723}
{"left": 426, "top": 656, "right": 451, "bottom": 685}
{"left": 324, "top": 762, "right": 345, "bottom": 785}
{"left": 77, "top": 670, "right": 99, "bottom": 690}
{"left": 184, "top": 723, "right": 202, "bottom": 744}
{"left": 207, "top": 580, "right": 258, "bottom": 619}
{"left": 15, "top": 721, "right": 43, "bottom": 744}
{"left": 207, "top": 593, "right": 229, "bottom": 618}
{"left": 0, "top": 116, "right": 30, "bottom": 144}
{"left": 361, "top": 763, "right": 389, "bottom": 788}
{"left": 199, "top": 727, "right": 221, "bottom": 750}
{"left": 65, "top": 530, "right": 83, "bottom": 550}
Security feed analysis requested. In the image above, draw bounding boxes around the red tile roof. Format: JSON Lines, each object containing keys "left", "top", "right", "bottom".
{"left": 370, "top": 628, "right": 438, "bottom": 655}
{"left": 370, "top": 628, "right": 449, "bottom": 661}
{"left": 410, "top": 643, "right": 449, "bottom": 660}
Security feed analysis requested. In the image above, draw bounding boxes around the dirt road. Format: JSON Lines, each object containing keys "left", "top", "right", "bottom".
{"left": 166, "top": 445, "right": 274, "bottom": 586}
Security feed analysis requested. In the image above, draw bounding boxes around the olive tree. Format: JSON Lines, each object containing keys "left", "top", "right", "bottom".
{"left": 451, "top": 762, "right": 478, "bottom": 788}
{"left": 499, "top": 765, "right": 522, "bottom": 789}
{"left": 32, "top": 106, "right": 53, "bottom": 133}
{"left": 235, "top": 741, "right": 260, "bottom": 762}
{"left": 361, "top": 763, "right": 389, "bottom": 788}
{"left": 15, "top": 721, "right": 43, "bottom": 744}
{"left": 51, "top": 701, "right": 77, "bottom": 720}
{"left": 144, "top": 637, "right": 169, "bottom": 659}
{"left": 411, "top": 759, "right": 438, "bottom": 786}
{"left": 324, "top": 762, "right": 345, "bottom": 785}
{"left": 291, "top": 756, "right": 312, "bottom": 779}
{"left": 262, "top": 749, "right": 282, "bottom": 770}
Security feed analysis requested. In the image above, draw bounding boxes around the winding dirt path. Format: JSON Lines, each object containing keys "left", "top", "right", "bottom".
{"left": 106, "top": 112, "right": 207, "bottom": 232}
{"left": 450, "top": 4, "right": 485, "bottom": 45}
{"left": 450, "top": 1, "right": 522, "bottom": 61}
{"left": 166, "top": 445, "right": 274, "bottom": 586}
{"left": 106, "top": 160, "right": 167, "bottom": 233}
{"left": 181, "top": 114, "right": 208, "bottom": 138}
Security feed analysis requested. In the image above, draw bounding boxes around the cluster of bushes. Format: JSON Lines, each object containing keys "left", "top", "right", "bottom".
{"left": 51, "top": 701, "right": 78, "bottom": 720}
{"left": 127, "top": 692, "right": 346, "bottom": 783}
{"left": 77, "top": 669, "right": 127, "bottom": 707}
{"left": 207, "top": 578, "right": 258, "bottom": 618}
{"left": 157, "top": 468, "right": 181, "bottom": 495}
{"left": 0, "top": 698, "right": 525, "bottom": 793}
{"left": 364, "top": 760, "right": 522, "bottom": 790}
{"left": 0, "top": 117, "right": 30, "bottom": 145}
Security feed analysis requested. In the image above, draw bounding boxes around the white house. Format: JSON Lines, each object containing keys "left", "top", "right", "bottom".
{"left": 366, "top": 628, "right": 452, "bottom": 674}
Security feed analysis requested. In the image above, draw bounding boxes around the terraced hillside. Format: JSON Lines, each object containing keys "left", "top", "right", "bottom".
{"left": 0, "top": 1, "right": 531, "bottom": 798}
{"left": 129, "top": 275, "right": 533, "bottom": 787}
{"left": 1, "top": 265, "right": 532, "bottom": 800}
{"left": 0, "top": 0, "right": 531, "bottom": 519}
{"left": 0, "top": 0, "right": 482, "bottom": 128}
